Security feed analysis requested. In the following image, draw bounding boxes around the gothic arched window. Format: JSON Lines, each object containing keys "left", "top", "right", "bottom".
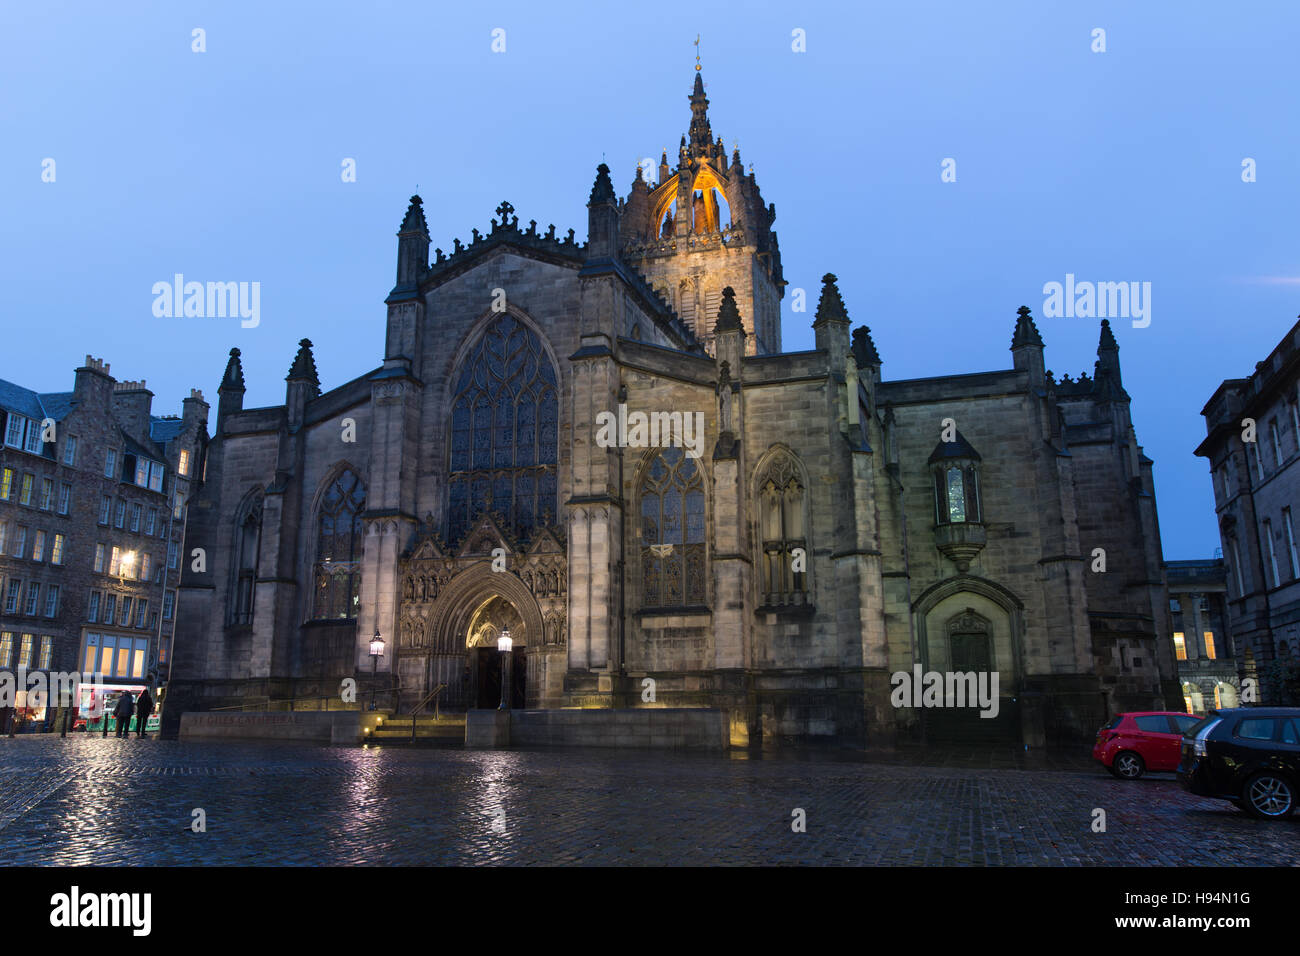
{"left": 312, "top": 468, "right": 366, "bottom": 620}
{"left": 447, "top": 314, "right": 558, "bottom": 544}
{"left": 229, "top": 495, "right": 262, "bottom": 627}
{"left": 640, "top": 446, "right": 706, "bottom": 608}
{"left": 928, "top": 432, "right": 983, "bottom": 526}
{"left": 757, "top": 452, "right": 808, "bottom": 607}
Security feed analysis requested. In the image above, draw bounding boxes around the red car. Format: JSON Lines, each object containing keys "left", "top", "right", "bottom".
{"left": 1093, "top": 711, "right": 1203, "bottom": 779}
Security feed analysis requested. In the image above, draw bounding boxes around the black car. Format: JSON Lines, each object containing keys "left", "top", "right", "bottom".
{"left": 1177, "top": 707, "right": 1300, "bottom": 820}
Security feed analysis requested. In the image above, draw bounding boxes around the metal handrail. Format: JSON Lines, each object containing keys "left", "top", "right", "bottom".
{"left": 209, "top": 694, "right": 361, "bottom": 713}
{"left": 408, "top": 684, "right": 447, "bottom": 741}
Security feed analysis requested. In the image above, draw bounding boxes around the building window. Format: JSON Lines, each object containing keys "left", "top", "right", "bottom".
{"left": 19, "top": 473, "right": 33, "bottom": 506}
{"left": 640, "top": 446, "right": 706, "bottom": 608}
{"left": 114, "top": 499, "right": 126, "bottom": 528}
{"left": 230, "top": 500, "right": 262, "bottom": 627}
{"left": 312, "top": 470, "right": 365, "bottom": 620}
{"left": 135, "top": 599, "right": 147, "bottom": 628}
{"left": 24, "top": 420, "right": 41, "bottom": 454}
{"left": 44, "top": 586, "right": 59, "bottom": 618}
{"left": 1264, "top": 519, "right": 1280, "bottom": 588}
{"left": 173, "top": 493, "right": 184, "bottom": 520}
{"left": 109, "top": 546, "right": 122, "bottom": 576}
{"left": 119, "top": 597, "right": 133, "bottom": 627}
{"left": 88, "top": 591, "right": 100, "bottom": 623}
{"left": 0, "top": 632, "right": 11, "bottom": 668}
{"left": 1251, "top": 442, "right": 1264, "bottom": 481}
{"left": 39, "top": 478, "right": 53, "bottom": 510}
{"left": 57, "top": 482, "right": 71, "bottom": 515}
{"left": 13, "top": 526, "right": 26, "bottom": 559}
{"left": 1204, "top": 632, "right": 1217, "bottom": 660}
{"left": 4, "top": 581, "right": 19, "bottom": 614}
{"left": 18, "top": 634, "right": 34, "bottom": 668}
{"left": 0, "top": 468, "right": 11, "bottom": 499}
{"left": 51, "top": 533, "right": 64, "bottom": 565}
{"left": 105, "top": 449, "right": 117, "bottom": 480}
{"left": 145, "top": 508, "right": 157, "bottom": 535}
{"left": 1292, "top": 401, "right": 1300, "bottom": 448}
{"left": 103, "top": 594, "right": 116, "bottom": 626}
{"left": 1272, "top": 419, "right": 1284, "bottom": 467}
{"left": 38, "top": 635, "right": 52, "bottom": 669}
{"left": 4, "top": 414, "right": 24, "bottom": 448}
{"left": 93, "top": 543, "right": 105, "bottom": 573}
{"left": 1285, "top": 508, "right": 1300, "bottom": 579}
{"left": 756, "top": 451, "right": 809, "bottom": 607}
{"left": 163, "top": 590, "right": 175, "bottom": 620}
{"left": 31, "top": 530, "right": 45, "bottom": 562}
{"left": 0, "top": 520, "right": 7, "bottom": 555}
{"left": 446, "top": 313, "right": 559, "bottom": 545}
{"left": 139, "top": 552, "right": 150, "bottom": 581}
{"left": 24, "top": 584, "right": 40, "bottom": 616}
{"left": 63, "top": 436, "right": 77, "bottom": 466}
{"left": 179, "top": 449, "right": 191, "bottom": 476}
{"left": 1230, "top": 539, "right": 1247, "bottom": 595}
{"left": 98, "top": 496, "right": 110, "bottom": 525}
{"left": 129, "top": 503, "right": 142, "bottom": 533}
{"left": 167, "top": 541, "right": 178, "bottom": 570}
{"left": 1173, "top": 632, "right": 1187, "bottom": 660}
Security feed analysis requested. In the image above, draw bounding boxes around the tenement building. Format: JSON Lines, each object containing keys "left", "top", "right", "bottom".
{"left": 0, "top": 358, "right": 206, "bottom": 729}
{"left": 166, "top": 68, "right": 1180, "bottom": 745}
{"left": 1165, "top": 558, "right": 1238, "bottom": 713}
{"left": 1197, "top": 318, "right": 1300, "bottom": 705}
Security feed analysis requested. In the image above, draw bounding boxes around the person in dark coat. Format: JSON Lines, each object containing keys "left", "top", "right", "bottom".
{"left": 113, "top": 691, "right": 134, "bottom": 738}
{"left": 135, "top": 688, "right": 153, "bottom": 738}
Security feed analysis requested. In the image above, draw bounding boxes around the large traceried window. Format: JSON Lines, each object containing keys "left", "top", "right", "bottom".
{"left": 312, "top": 469, "right": 366, "bottom": 620}
{"left": 640, "top": 447, "right": 706, "bottom": 608}
{"left": 447, "top": 314, "right": 558, "bottom": 545}
{"left": 757, "top": 451, "right": 808, "bottom": 607}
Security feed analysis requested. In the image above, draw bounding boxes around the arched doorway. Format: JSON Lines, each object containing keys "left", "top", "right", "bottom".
{"left": 463, "top": 595, "right": 528, "bottom": 709}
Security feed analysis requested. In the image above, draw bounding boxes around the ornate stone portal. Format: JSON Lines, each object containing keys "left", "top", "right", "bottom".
{"left": 394, "top": 514, "right": 567, "bottom": 712}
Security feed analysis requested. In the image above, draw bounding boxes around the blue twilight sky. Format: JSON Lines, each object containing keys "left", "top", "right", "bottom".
{"left": 2, "top": 1, "right": 1297, "bottom": 560}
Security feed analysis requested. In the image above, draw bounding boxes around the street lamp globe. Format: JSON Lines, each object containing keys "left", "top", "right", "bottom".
{"left": 497, "top": 628, "right": 512, "bottom": 653}
{"left": 369, "top": 629, "right": 385, "bottom": 659}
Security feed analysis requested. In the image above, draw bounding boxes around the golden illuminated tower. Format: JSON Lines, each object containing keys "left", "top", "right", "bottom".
{"left": 619, "top": 66, "right": 785, "bottom": 355}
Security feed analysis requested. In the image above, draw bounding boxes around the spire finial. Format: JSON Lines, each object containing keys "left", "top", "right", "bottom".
{"left": 694, "top": 34, "right": 701, "bottom": 71}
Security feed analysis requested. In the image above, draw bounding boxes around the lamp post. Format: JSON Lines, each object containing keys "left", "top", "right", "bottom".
{"left": 497, "top": 628, "right": 513, "bottom": 711}
{"left": 369, "top": 629, "right": 385, "bottom": 711}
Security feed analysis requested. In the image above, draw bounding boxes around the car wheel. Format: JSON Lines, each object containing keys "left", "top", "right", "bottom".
{"left": 1243, "top": 772, "right": 1296, "bottom": 820}
{"left": 1110, "top": 751, "right": 1145, "bottom": 780}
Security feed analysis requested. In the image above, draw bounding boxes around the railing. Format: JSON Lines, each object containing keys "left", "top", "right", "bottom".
{"left": 209, "top": 694, "right": 363, "bottom": 713}
{"left": 406, "top": 684, "right": 448, "bottom": 741}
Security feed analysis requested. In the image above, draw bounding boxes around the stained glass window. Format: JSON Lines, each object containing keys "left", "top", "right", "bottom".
{"left": 312, "top": 469, "right": 366, "bottom": 620}
{"left": 641, "top": 447, "right": 706, "bottom": 607}
{"left": 447, "top": 315, "right": 559, "bottom": 544}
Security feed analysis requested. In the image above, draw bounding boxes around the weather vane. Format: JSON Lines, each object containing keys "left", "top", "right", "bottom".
{"left": 694, "top": 34, "right": 701, "bottom": 71}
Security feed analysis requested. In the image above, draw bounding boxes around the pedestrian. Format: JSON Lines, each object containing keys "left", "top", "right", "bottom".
{"left": 135, "top": 688, "right": 153, "bottom": 738}
{"left": 113, "top": 691, "right": 134, "bottom": 738}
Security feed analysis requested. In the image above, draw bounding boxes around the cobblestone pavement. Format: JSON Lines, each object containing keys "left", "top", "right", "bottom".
{"left": 0, "top": 736, "right": 1296, "bottom": 865}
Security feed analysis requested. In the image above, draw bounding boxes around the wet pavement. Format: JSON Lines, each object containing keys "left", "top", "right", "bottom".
{"left": 0, "top": 735, "right": 1296, "bottom": 865}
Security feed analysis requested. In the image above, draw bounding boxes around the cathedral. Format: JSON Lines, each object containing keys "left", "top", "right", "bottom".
{"left": 166, "top": 67, "right": 1181, "bottom": 746}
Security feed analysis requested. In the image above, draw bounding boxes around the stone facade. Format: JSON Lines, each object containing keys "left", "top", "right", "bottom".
{"left": 1165, "top": 558, "right": 1238, "bottom": 713}
{"left": 0, "top": 358, "right": 206, "bottom": 729}
{"left": 1196, "top": 318, "right": 1300, "bottom": 705}
{"left": 165, "top": 69, "right": 1179, "bottom": 745}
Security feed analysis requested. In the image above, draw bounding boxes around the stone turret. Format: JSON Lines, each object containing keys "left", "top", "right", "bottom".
{"left": 285, "top": 338, "right": 321, "bottom": 430}
{"left": 217, "top": 347, "right": 245, "bottom": 430}
{"left": 395, "top": 195, "right": 429, "bottom": 289}
{"left": 586, "top": 163, "right": 620, "bottom": 260}
{"left": 812, "top": 273, "right": 851, "bottom": 371}
{"left": 1010, "top": 305, "right": 1046, "bottom": 388}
